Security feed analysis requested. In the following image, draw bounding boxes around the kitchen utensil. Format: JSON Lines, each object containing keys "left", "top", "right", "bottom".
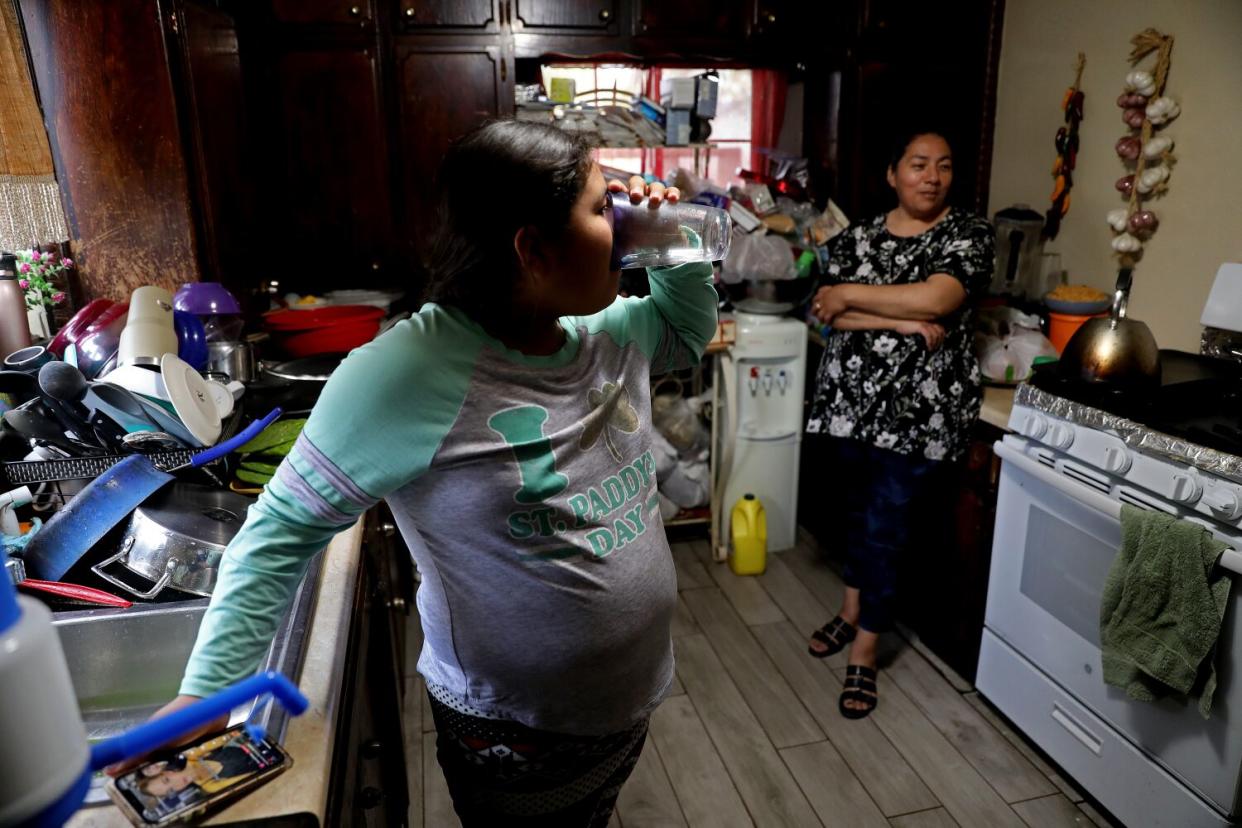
{"left": 990, "top": 205, "right": 1046, "bottom": 298}
{"left": 40, "top": 361, "right": 130, "bottom": 452}
{"left": 3, "top": 345, "right": 54, "bottom": 375}
{"left": 1, "top": 448, "right": 196, "bottom": 486}
{"left": 173, "top": 309, "right": 209, "bottom": 371}
{"left": 117, "top": 286, "right": 178, "bottom": 368}
{"left": 75, "top": 302, "right": 128, "bottom": 380}
{"left": 173, "top": 281, "right": 241, "bottom": 315}
{"left": 203, "top": 378, "right": 243, "bottom": 419}
{"left": 96, "top": 370, "right": 202, "bottom": 447}
{"left": 1047, "top": 311, "right": 1107, "bottom": 354}
{"left": 325, "top": 289, "right": 404, "bottom": 310}
{"left": 91, "top": 483, "right": 252, "bottom": 598}
{"left": 0, "top": 370, "right": 39, "bottom": 409}
{"left": 5, "top": 555, "right": 132, "bottom": 608}
{"left": 48, "top": 298, "right": 114, "bottom": 357}
{"left": 262, "top": 304, "right": 384, "bottom": 331}
{"left": 102, "top": 362, "right": 169, "bottom": 401}
{"left": 262, "top": 355, "right": 342, "bottom": 382}
{"left": 20, "top": 408, "right": 280, "bottom": 581}
{"left": 161, "top": 352, "right": 221, "bottom": 445}
{"left": 120, "top": 430, "right": 184, "bottom": 452}
{"left": 1060, "top": 268, "right": 1161, "bottom": 386}
{"left": 608, "top": 196, "right": 732, "bottom": 270}
{"left": 206, "top": 339, "right": 256, "bottom": 382}
{"left": 2, "top": 408, "right": 102, "bottom": 457}
{"left": 277, "top": 318, "right": 382, "bottom": 357}
{"left": 86, "top": 381, "right": 163, "bottom": 434}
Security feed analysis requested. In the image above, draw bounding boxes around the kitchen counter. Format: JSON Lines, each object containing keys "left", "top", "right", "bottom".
{"left": 980, "top": 385, "right": 1016, "bottom": 430}
{"left": 67, "top": 519, "right": 365, "bottom": 827}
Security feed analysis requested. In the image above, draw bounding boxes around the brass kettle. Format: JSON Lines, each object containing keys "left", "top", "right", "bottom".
{"left": 1060, "top": 268, "right": 1160, "bottom": 387}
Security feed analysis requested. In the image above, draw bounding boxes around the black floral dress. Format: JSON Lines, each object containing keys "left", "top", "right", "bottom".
{"left": 806, "top": 208, "right": 994, "bottom": 463}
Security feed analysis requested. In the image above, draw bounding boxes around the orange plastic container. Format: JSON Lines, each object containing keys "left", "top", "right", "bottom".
{"left": 1048, "top": 311, "right": 1107, "bottom": 354}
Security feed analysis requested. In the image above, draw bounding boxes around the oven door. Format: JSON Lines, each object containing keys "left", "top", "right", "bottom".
{"left": 986, "top": 437, "right": 1242, "bottom": 814}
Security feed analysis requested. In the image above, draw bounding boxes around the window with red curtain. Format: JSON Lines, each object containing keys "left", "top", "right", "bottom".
{"left": 537, "top": 64, "right": 786, "bottom": 188}
{"left": 750, "top": 68, "right": 789, "bottom": 176}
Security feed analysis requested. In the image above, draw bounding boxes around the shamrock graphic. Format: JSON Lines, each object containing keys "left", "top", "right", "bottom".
{"left": 580, "top": 380, "right": 639, "bottom": 462}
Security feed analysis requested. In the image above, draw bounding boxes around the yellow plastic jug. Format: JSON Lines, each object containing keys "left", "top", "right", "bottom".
{"left": 730, "top": 494, "right": 767, "bottom": 575}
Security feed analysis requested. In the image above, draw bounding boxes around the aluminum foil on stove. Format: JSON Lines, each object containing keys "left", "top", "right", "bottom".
{"left": 1015, "top": 383, "right": 1242, "bottom": 483}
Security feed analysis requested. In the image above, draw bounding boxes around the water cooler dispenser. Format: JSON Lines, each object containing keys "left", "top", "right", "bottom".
{"left": 719, "top": 312, "right": 807, "bottom": 552}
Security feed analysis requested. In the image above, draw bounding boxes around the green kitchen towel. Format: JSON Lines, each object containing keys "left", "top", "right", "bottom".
{"left": 1100, "top": 505, "right": 1232, "bottom": 718}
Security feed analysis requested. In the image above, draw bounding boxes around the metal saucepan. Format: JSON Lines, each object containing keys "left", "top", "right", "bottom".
{"left": 1059, "top": 268, "right": 1161, "bottom": 387}
{"left": 206, "top": 340, "right": 256, "bottom": 383}
{"left": 91, "top": 483, "right": 253, "bottom": 599}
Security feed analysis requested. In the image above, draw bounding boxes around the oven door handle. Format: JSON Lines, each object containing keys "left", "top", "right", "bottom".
{"left": 994, "top": 440, "right": 1242, "bottom": 577}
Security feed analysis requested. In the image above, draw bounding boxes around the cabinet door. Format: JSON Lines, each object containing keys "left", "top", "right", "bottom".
{"left": 270, "top": 0, "right": 374, "bottom": 26}
{"left": 398, "top": 0, "right": 500, "bottom": 32}
{"left": 270, "top": 46, "right": 394, "bottom": 292}
{"left": 172, "top": 2, "right": 254, "bottom": 287}
{"left": 512, "top": 0, "right": 619, "bottom": 32}
{"left": 635, "top": 0, "right": 750, "bottom": 41}
{"left": 396, "top": 43, "right": 510, "bottom": 263}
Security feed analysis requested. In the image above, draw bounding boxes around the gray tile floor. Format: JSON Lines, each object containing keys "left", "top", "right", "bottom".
{"left": 402, "top": 534, "right": 1119, "bottom": 827}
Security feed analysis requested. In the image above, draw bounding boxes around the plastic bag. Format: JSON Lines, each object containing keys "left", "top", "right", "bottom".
{"left": 720, "top": 227, "right": 798, "bottom": 284}
{"left": 650, "top": 430, "right": 680, "bottom": 482}
{"left": 652, "top": 393, "right": 708, "bottom": 454}
{"left": 975, "top": 307, "right": 1058, "bottom": 383}
{"left": 661, "top": 458, "right": 710, "bottom": 509}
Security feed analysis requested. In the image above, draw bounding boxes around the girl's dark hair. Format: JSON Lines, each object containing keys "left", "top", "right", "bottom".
{"left": 423, "top": 120, "right": 595, "bottom": 318}
{"left": 887, "top": 126, "right": 954, "bottom": 171}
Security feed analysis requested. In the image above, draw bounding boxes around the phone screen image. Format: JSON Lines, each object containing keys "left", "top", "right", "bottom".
{"left": 111, "top": 726, "right": 289, "bottom": 825}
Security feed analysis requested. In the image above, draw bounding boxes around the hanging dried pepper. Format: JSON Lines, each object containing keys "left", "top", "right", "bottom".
{"left": 1044, "top": 54, "right": 1086, "bottom": 240}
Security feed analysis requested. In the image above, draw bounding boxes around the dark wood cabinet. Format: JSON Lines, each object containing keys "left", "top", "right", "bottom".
{"left": 395, "top": 42, "right": 512, "bottom": 260}
{"left": 326, "top": 510, "right": 412, "bottom": 826}
{"left": 172, "top": 1, "right": 256, "bottom": 286}
{"left": 512, "top": 0, "right": 619, "bottom": 33}
{"left": 634, "top": 0, "right": 750, "bottom": 43}
{"left": 266, "top": 45, "right": 395, "bottom": 292}
{"left": 830, "top": 0, "right": 1004, "bottom": 218}
{"left": 896, "top": 422, "right": 1003, "bottom": 682}
{"left": 398, "top": 0, "right": 501, "bottom": 32}
{"left": 270, "top": 0, "right": 375, "bottom": 27}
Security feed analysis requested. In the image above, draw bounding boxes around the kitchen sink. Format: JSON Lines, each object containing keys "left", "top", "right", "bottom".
{"left": 53, "top": 554, "right": 323, "bottom": 805}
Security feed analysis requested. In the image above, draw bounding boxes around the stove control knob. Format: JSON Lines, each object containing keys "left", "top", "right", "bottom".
{"left": 1021, "top": 413, "right": 1048, "bottom": 439}
{"left": 1204, "top": 487, "right": 1242, "bottom": 520}
{"left": 1168, "top": 474, "right": 1202, "bottom": 504}
{"left": 1046, "top": 423, "right": 1074, "bottom": 450}
{"left": 1101, "top": 445, "right": 1132, "bottom": 474}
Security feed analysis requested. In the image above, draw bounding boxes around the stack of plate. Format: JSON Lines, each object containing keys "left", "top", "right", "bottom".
{"left": 325, "top": 289, "right": 404, "bottom": 311}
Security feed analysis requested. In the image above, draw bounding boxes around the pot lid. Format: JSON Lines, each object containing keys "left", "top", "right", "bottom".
{"left": 134, "top": 483, "right": 253, "bottom": 547}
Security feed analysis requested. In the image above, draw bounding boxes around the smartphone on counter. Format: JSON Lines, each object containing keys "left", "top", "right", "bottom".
{"left": 107, "top": 725, "right": 292, "bottom": 826}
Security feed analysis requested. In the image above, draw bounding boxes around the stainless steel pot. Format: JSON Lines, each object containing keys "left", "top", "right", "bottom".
{"left": 1060, "top": 268, "right": 1161, "bottom": 387}
{"left": 206, "top": 340, "right": 256, "bottom": 383}
{"left": 91, "top": 483, "right": 253, "bottom": 599}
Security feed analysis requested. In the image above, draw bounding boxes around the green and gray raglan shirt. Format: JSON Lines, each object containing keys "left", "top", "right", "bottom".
{"left": 181, "top": 262, "right": 718, "bottom": 736}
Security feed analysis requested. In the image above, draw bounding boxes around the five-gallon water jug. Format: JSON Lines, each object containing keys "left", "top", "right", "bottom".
{"left": 730, "top": 493, "right": 767, "bottom": 575}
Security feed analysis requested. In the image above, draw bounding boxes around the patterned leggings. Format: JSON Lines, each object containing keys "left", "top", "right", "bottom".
{"left": 427, "top": 694, "right": 648, "bottom": 827}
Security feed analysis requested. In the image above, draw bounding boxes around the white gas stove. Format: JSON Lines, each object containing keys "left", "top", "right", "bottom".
{"left": 980, "top": 385, "right": 1242, "bottom": 828}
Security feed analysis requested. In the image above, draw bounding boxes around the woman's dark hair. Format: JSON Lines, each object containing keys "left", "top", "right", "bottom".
{"left": 887, "top": 126, "right": 954, "bottom": 171}
{"left": 423, "top": 120, "right": 595, "bottom": 318}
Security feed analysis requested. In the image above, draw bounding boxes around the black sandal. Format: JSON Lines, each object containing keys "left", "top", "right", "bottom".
{"left": 808, "top": 616, "right": 856, "bottom": 658}
{"left": 839, "top": 665, "right": 879, "bottom": 720}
